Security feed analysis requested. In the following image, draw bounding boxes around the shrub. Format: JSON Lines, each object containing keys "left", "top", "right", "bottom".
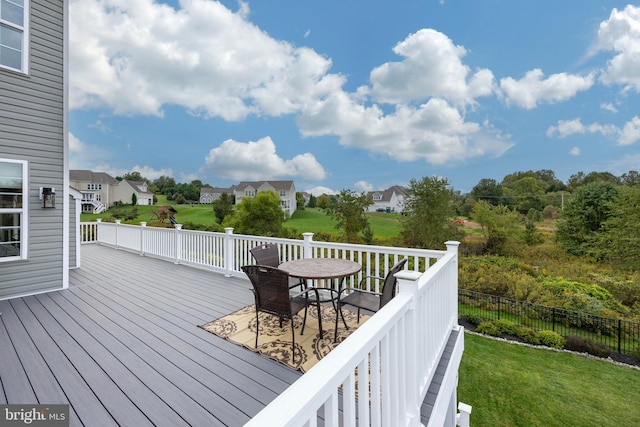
{"left": 564, "top": 336, "right": 611, "bottom": 358}
{"left": 494, "top": 318, "right": 519, "bottom": 335}
{"left": 462, "top": 313, "right": 482, "bottom": 325}
{"left": 476, "top": 321, "right": 501, "bottom": 336}
{"left": 517, "top": 327, "right": 540, "bottom": 344}
{"left": 537, "top": 330, "right": 565, "bottom": 349}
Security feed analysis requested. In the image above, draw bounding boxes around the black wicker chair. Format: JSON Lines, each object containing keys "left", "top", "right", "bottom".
{"left": 242, "top": 265, "right": 322, "bottom": 363}
{"left": 334, "top": 259, "right": 408, "bottom": 341}
{"left": 250, "top": 243, "right": 305, "bottom": 290}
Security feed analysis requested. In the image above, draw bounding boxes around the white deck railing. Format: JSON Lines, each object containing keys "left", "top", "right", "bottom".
{"left": 80, "top": 221, "right": 470, "bottom": 426}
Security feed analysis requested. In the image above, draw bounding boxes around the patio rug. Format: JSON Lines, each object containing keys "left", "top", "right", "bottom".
{"left": 200, "top": 304, "right": 370, "bottom": 373}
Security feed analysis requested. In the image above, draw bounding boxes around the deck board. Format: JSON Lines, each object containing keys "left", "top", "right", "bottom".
{"left": 0, "top": 244, "right": 302, "bottom": 427}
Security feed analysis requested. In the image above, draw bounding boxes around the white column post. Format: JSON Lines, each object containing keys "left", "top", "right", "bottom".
{"left": 115, "top": 219, "right": 121, "bottom": 249}
{"left": 457, "top": 402, "right": 472, "bottom": 427}
{"left": 174, "top": 223, "right": 182, "bottom": 264}
{"left": 224, "top": 227, "right": 235, "bottom": 276}
{"left": 139, "top": 222, "right": 146, "bottom": 256}
{"left": 302, "top": 232, "right": 314, "bottom": 259}
{"left": 95, "top": 218, "right": 101, "bottom": 244}
{"left": 395, "top": 270, "right": 423, "bottom": 427}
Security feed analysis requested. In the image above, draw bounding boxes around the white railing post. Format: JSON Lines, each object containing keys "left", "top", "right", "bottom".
{"left": 395, "top": 270, "right": 423, "bottom": 427}
{"left": 302, "top": 232, "right": 314, "bottom": 258}
{"left": 457, "top": 402, "right": 472, "bottom": 427}
{"left": 224, "top": 227, "right": 235, "bottom": 276}
{"left": 174, "top": 223, "right": 183, "bottom": 264}
{"left": 445, "top": 240, "right": 460, "bottom": 322}
{"left": 115, "top": 220, "right": 121, "bottom": 249}
{"left": 96, "top": 218, "right": 102, "bottom": 244}
{"left": 139, "top": 222, "right": 146, "bottom": 256}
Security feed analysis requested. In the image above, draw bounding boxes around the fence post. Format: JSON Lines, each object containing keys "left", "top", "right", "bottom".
{"left": 174, "top": 224, "right": 182, "bottom": 264}
{"left": 552, "top": 308, "right": 556, "bottom": 332}
{"left": 139, "top": 222, "right": 146, "bottom": 256}
{"left": 224, "top": 227, "right": 235, "bottom": 276}
{"left": 618, "top": 319, "right": 622, "bottom": 354}
{"left": 302, "top": 232, "right": 314, "bottom": 259}
{"left": 115, "top": 220, "right": 121, "bottom": 249}
{"left": 396, "top": 270, "right": 423, "bottom": 427}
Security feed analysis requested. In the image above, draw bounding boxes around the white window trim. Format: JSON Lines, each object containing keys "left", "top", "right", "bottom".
{"left": 0, "top": 0, "right": 30, "bottom": 74}
{"left": 0, "top": 158, "right": 28, "bottom": 261}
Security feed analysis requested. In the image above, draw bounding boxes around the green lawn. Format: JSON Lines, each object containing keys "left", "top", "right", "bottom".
{"left": 459, "top": 332, "right": 640, "bottom": 427}
{"left": 82, "top": 203, "right": 403, "bottom": 237}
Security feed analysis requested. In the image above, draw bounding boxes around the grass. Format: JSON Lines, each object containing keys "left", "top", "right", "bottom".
{"left": 82, "top": 203, "right": 404, "bottom": 238}
{"left": 459, "top": 332, "right": 640, "bottom": 427}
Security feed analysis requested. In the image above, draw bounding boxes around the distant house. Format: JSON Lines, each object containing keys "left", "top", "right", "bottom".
{"left": 299, "top": 191, "right": 311, "bottom": 207}
{"left": 1, "top": 0, "right": 72, "bottom": 300}
{"left": 199, "top": 187, "right": 235, "bottom": 204}
{"left": 70, "top": 170, "right": 155, "bottom": 213}
{"left": 367, "top": 185, "right": 407, "bottom": 213}
{"left": 234, "top": 181, "right": 297, "bottom": 215}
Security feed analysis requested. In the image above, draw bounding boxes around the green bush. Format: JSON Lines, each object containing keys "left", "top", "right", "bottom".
{"left": 494, "top": 318, "right": 519, "bottom": 335}
{"left": 462, "top": 313, "right": 482, "bottom": 325}
{"left": 476, "top": 321, "right": 501, "bottom": 336}
{"left": 537, "top": 330, "right": 565, "bottom": 349}
{"left": 517, "top": 327, "right": 540, "bottom": 344}
{"left": 564, "top": 336, "right": 611, "bottom": 358}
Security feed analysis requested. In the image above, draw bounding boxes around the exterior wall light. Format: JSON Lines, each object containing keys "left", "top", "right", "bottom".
{"left": 39, "top": 187, "right": 56, "bottom": 208}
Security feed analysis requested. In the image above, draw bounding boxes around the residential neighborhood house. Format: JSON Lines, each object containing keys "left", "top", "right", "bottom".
{"left": 1, "top": 0, "right": 72, "bottom": 299}
{"left": 234, "top": 180, "right": 297, "bottom": 215}
{"left": 367, "top": 185, "right": 407, "bottom": 213}
{"left": 199, "top": 186, "right": 235, "bottom": 204}
{"left": 70, "top": 170, "right": 155, "bottom": 213}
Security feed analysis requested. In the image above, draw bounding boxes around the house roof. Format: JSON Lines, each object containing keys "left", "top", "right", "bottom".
{"left": 236, "top": 181, "right": 294, "bottom": 191}
{"left": 368, "top": 185, "right": 407, "bottom": 202}
{"left": 200, "top": 187, "right": 234, "bottom": 195}
{"left": 70, "top": 170, "right": 120, "bottom": 185}
{"left": 125, "top": 180, "right": 153, "bottom": 195}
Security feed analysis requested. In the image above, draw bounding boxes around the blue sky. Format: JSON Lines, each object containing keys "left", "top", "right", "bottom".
{"left": 69, "top": 1, "right": 640, "bottom": 195}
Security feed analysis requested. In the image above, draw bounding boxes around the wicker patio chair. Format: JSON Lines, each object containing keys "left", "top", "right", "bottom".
{"left": 250, "top": 243, "right": 305, "bottom": 290}
{"left": 242, "top": 265, "right": 322, "bottom": 363}
{"left": 334, "top": 258, "right": 408, "bottom": 341}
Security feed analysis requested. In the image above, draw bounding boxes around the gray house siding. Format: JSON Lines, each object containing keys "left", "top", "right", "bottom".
{"left": 0, "top": 0, "right": 66, "bottom": 299}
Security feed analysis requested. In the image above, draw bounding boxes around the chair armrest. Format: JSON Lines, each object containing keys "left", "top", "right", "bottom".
{"left": 337, "top": 286, "right": 382, "bottom": 299}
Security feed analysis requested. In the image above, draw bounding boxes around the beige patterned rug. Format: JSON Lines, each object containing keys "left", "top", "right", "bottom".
{"left": 200, "top": 304, "right": 370, "bottom": 372}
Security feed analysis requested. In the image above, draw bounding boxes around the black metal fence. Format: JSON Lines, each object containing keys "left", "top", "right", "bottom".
{"left": 459, "top": 289, "right": 640, "bottom": 356}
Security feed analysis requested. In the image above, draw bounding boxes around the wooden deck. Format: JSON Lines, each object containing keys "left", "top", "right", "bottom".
{"left": 0, "top": 244, "right": 302, "bottom": 426}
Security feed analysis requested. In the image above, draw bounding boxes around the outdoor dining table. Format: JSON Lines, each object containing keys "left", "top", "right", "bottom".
{"left": 278, "top": 258, "right": 362, "bottom": 334}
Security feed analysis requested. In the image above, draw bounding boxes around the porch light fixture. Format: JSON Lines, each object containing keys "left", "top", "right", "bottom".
{"left": 39, "top": 187, "right": 56, "bottom": 208}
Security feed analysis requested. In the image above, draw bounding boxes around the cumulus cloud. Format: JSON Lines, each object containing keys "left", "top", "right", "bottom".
{"left": 203, "top": 137, "right": 327, "bottom": 181}
{"left": 594, "top": 5, "right": 640, "bottom": 92}
{"left": 354, "top": 181, "right": 374, "bottom": 192}
{"left": 619, "top": 116, "right": 640, "bottom": 145}
{"left": 70, "top": 0, "right": 343, "bottom": 120}
{"left": 69, "top": 132, "right": 84, "bottom": 153}
{"left": 569, "top": 147, "right": 581, "bottom": 156}
{"left": 547, "top": 117, "right": 640, "bottom": 146}
{"left": 305, "top": 186, "right": 337, "bottom": 196}
{"left": 499, "top": 69, "right": 595, "bottom": 109}
{"left": 600, "top": 102, "right": 618, "bottom": 113}
{"left": 369, "top": 29, "right": 495, "bottom": 106}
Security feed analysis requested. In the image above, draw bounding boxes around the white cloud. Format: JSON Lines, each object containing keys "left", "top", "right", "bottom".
{"left": 618, "top": 116, "right": 640, "bottom": 146}
{"left": 69, "top": 132, "right": 84, "bottom": 153}
{"left": 354, "top": 181, "right": 374, "bottom": 192}
{"left": 70, "top": 0, "right": 342, "bottom": 120}
{"left": 594, "top": 5, "right": 640, "bottom": 92}
{"left": 499, "top": 69, "right": 595, "bottom": 109}
{"left": 305, "top": 186, "right": 337, "bottom": 196}
{"left": 369, "top": 29, "right": 495, "bottom": 106}
{"left": 546, "top": 118, "right": 618, "bottom": 139}
{"left": 600, "top": 102, "right": 618, "bottom": 113}
{"left": 203, "top": 137, "right": 327, "bottom": 181}
{"left": 569, "top": 147, "right": 581, "bottom": 156}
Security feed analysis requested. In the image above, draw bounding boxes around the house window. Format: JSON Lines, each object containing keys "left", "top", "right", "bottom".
{"left": 280, "top": 190, "right": 286, "bottom": 197}
{"left": 87, "top": 183, "right": 102, "bottom": 190}
{"left": 373, "top": 193, "right": 383, "bottom": 201}
{"left": 0, "top": 0, "right": 28, "bottom": 73}
{"left": 0, "top": 159, "right": 27, "bottom": 260}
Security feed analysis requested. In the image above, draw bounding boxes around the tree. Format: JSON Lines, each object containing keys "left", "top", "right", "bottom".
{"left": 153, "top": 176, "right": 176, "bottom": 195}
{"left": 308, "top": 194, "right": 317, "bottom": 208}
{"left": 556, "top": 181, "right": 619, "bottom": 255}
{"left": 325, "top": 190, "right": 373, "bottom": 243}
{"left": 471, "top": 200, "right": 521, "bottom": 255}
{"left": 212, "top": 192, "right": 233, "bottom": 224}
{"left": 120, "top": 171, "right": 146, "bottom": 182}
{"left": 226, "top": 190, "right": 284, "bottom": 236}
{"left": 296, "top": 192, "right": 306, "bottom": 211}
{"left": 400, "top": 176, "right": 461, "bottom": 249}
{"left": 621, "top": 170, "right": 640, "bottom": 186}
{"left": 316, "top": 194, "right": 333, "bottom": 209}
{"left": 470, "top": 178, "right": 504, "bottom": 206}
{"left": 596, "top": 185, "right": 640, "bottom": 268}
{"left": 131, "top": 193, "right": 137, "bottom": 205}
